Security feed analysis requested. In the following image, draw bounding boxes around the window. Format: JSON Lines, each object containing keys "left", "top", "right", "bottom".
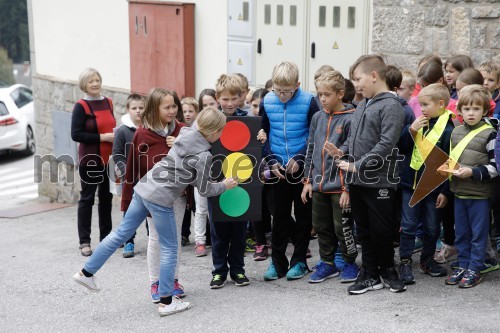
{"left": 265, "top": 4, "right": 271, "bottom": 24}
{"left": 333, "top": 6, "right": 340, "bottom": 28}
{"left": 277, "top": 5, "right": 283, "bottom": 25}
{"left": 319, "top": 6, "right": 326, "bottom": 27}
{"left": 10, "top": 87, "right": 33, "bottom": 109}
{"left": 0, "top": 102, "right": 8, "bottom": 116}
{"left": 348, "top": 7, "right": 356, "bottom": 28}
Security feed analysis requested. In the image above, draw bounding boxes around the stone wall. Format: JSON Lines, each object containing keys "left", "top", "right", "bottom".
{"left": 372, "top": 0, "right": 500, "bottom": 72}
{"left": 33, "top": 75, "right": 129, "bottom": 203}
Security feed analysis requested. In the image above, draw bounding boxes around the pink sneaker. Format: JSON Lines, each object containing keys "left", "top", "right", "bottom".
{"left": 195, "top": 243, "right": 207, "bottom": 257}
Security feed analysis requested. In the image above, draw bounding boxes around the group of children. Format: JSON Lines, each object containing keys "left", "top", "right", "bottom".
{"left": 73, "top": 54, "right": 500, "bottom": 316}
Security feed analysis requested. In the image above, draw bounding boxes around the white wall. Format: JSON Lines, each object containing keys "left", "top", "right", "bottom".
{"left": 31, "top": 0, "right": 130, "bottom": 90}
{"left": 31, "top": 0, "right": 228, "bottom": 96}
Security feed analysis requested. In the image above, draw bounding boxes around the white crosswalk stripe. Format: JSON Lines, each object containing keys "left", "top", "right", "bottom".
{"left": 0, "top": 167, "right": 38, "bottom": 199}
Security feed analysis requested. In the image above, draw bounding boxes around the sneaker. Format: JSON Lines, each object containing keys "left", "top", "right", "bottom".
{"left": 380, "top": 267, "right": 407, "bottom": 293}
{"left": 458, "top": 270, "right": 482, "bottom": 288}
{"left": 123, "top": 242, "right": 134, "bottom": 258}
{"left": 286, "top": 262, "right": 309, "bottom": 280}
{"left": 306, "top": 248, "right": 312, "bottom": 259}
{"left": 311, "top": 260, "right": 322, "bottom": 270}
{"left": 398, "top": 259, "right": 415, "bottom": 285}
{"left": 334, "top": 249, "right": 346, "bottom": 271}
{"left": 480, "top": 258, "right": 500, "bottom": 274}
{"left": 245, "top": 238, "right": 256, "bottom": 252}
{"left": 158, "top": 296, "right": 191, "bottom": 317}
{"left": 173, "top": 280, "right": 186, "bottom": 298}
{"left": 433, "top": 244, "right": 458, "bottom": 264}
{"left": 308, "top": 261, "right": 339, "bottom": 283}
{"left": 210, "top": 274, "right": 226, "bottom": 289}
{"left": 253, "top": 245, "right": 269, "bottom": 261}
{"left": 340, "top": 262, "right": 360, "bottom": 283}
{"left": 73, "top": 271, "right": 99, "bottom": 292}
{"left": 181, "top": 236, "right": 190, "bottom": 247}
{"left": 419, "top": 257, "right": 447, "bottom": 277}
{"left": 263, "top": 262, "right": 279, "bottom": 281}
{"left": 413, "top": 238, "right": 423, "bottom": 253}
{"left": 194, "top": 243, "right": 207, "bottom": 257}
{"left": 445, "top": 267, "right": 466, "bottom": 285}
{"left": 347, "top": 270, "right": 384, "bottom": 295}
{"left": 79, "top": 244, "right": 92, "bottom": 257}
{"left": 151, "top": 281, "right": 160, "bottom": 303}
{"left": 232, "top": 273, "right": 250, "bottom": 286}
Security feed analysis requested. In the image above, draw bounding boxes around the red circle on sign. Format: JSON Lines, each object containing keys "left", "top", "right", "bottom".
{"left": 220, "top": 120, "right": 251, "bottom": 151}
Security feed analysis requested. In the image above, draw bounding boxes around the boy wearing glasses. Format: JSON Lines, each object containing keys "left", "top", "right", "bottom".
{"left": 260, "top": 61, "right": 320, "bottom": 281}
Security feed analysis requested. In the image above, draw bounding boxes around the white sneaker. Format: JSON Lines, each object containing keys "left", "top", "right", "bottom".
{"left": 158, "top": 296, "right": 191, "bottom": 317}
{"left": 72, "top": 271, "right": 100, "bottom": 292}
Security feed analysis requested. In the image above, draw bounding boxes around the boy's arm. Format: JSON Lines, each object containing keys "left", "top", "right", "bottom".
{"left": 353, "top": 103, "right": 404, "bottom": 172}
{"left": 303, "top": 114, "right": 318, "bottom": 181}
{"left": 195, "top": 153, "right": 227, "bottom": 197}
{"left": 472, "top": 131, "right": 498, "bottom": 180}
{"left": 260, "top": 108, "right": 274, "bottom": 163}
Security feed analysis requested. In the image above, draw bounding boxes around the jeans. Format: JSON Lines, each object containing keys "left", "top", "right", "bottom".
{"left": 399, "top": 189, "right": 442, "bottom": 261}
{"left": 454, "top": 197, "right": 490, "bottom": 272}
{"left": 148, "top": 195, "right": 186, "bottom": 284}
{"left": 84, "top": 193, "right": 178, "bottom": 297}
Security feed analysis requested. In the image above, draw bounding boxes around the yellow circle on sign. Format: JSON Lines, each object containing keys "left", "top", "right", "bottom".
{"left": 222, "top": 152, "right": 254, "bottom": 182}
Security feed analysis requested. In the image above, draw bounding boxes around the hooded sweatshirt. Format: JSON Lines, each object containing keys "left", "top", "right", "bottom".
{"left": 112, "top": 114, "right": 139, "bottom": 178}
{"left": 339, "top": 92, "right": 404, "bottom": 189}
{"left": 133, "top": 126, "right": 226, "bottom": 208}
{"left": 303, "top": 104, "right": 355, "bottom": 193}
{"left": 120, "top": 120, "right": 184, "bottom": 211}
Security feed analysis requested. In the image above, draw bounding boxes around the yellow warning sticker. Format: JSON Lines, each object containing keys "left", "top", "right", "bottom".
{"left": 277, "top": 38, "right": 283, "bottom": 45}
{"left": 238, "top": 14, "right": 243, "bottom": 20}
{"left": 238, "top": 58, "right": 243, "bottom": 65}
{"left": 333, "top": 41, "right": 339, "bottom": 49}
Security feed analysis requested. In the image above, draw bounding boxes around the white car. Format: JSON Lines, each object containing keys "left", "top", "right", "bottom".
{"left": 0, "top": 84, "right": 36, "bottom": 155}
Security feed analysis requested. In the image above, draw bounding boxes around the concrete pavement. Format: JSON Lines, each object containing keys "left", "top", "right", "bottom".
{"left": 1, "top": 200, "right": 500, "bottom": 332}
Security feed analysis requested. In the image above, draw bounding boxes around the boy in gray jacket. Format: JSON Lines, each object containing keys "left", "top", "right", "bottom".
{"left": 326, "top": 55, "right": 406, "bottom": 294}
{"left": 73, "top": 108, "right": 238, "bottom": 317}
{"left": 301, "top": 71, "right": 359, "bottom": 284}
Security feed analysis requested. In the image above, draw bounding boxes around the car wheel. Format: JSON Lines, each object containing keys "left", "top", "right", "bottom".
{"left": 22, "top": 126, "right": 36, "bottom": 155}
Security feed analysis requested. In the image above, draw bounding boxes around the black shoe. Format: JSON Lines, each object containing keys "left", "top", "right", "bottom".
{"left": 181, "top": 236, "right": 190, "bottom": 247}
{"left": 347, "top": 270, "right": 384, "bottom": 295}
{"left": 380, "top": 267, "right": 407, "bottom": 293}
{"left": 231, "top": 273, "right": 250, "bottom": 287}
{"left": 210, "top": 274, "right": 227, "bottom": 289}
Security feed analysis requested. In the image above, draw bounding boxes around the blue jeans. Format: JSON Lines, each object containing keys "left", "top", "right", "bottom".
{"left": 454, "top": 197, "right": 490, "bottom": 272}
{"left": 399, "top": 189, "right": 441, "bottom": 261}
{"left": 84, "top": 193, "right": 178, "bottom": 297}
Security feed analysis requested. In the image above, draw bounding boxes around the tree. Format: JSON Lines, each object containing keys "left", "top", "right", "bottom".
{"left": 0, "top": 0, "right": 29, "bottom": 63}
{"left": 0, "top": 47, "right": 15, "bottom": 85}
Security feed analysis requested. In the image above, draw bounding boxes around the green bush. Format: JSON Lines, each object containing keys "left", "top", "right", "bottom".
{"left": 0, "top": 47, "right": 15, "bottom": 86}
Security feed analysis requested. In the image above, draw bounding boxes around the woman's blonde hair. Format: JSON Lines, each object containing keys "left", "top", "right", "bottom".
{"left": 196, "top": 107, "right": 226, "bottom": 137}
{"left": 78, "top": 68, "right": 102, "bottom": 93}
{"left": 142, "top": 88, "right": 178, "bottom": 131}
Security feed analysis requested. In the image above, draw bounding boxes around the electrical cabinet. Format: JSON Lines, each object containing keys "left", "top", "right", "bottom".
{"left": 129, "top": 1, "right": 195, "bottom": 97}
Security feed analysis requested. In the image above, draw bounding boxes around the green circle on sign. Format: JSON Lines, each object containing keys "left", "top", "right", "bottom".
{"left": 219, "top": 186, "right": 250, "bottom": 218}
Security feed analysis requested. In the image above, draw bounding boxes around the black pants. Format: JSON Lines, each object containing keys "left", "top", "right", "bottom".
{"left": 210, "top": 221, "right": 247, "bottom": 277}
{"left": 252, "top": 184, "right": 273, "bottom": 245}
{"left": 350, "top": 185, "right": 395, "bottom": 276}
{"left": 271, "top": 173, "right": 312, "bottom": 277}
{"left": 77, "top": 165, "right": 113, "bottom": 245}
{"left": 181, "top": 206, "right": 192, "bottom": 238}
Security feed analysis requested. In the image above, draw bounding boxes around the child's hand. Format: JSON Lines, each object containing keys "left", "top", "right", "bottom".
{"left": 285, "top": 158, "right": 299, "bottom": 174}
{"left": 436, "top": 193, "right": 448, "bottom": 208}
{"left": 223, "top": 177, "right": 238, "bottom": 189}
{"left": 339, "top": 191, "right": 350, "bottom": 209}
{"left": 257, "top": 129, "right": 267, "bottom": 144}
{"left": 301, "top": 183, "right": 313, "bottom": 204}
{"left": 336, "top": 160, "right": 356, "bottom": 173}
{"left": 270, "top": 163, "right": 286, "bottom": 179}
{"left": 324, "top": 142, "right": 343, "bottom": 158}
{"left": 411, "top": 115, "right": 428, "bottom": 131}
{"left": 166, "top": 136, "right": 176, "bottom": 147}
{"left": 100, "top": 133, "right": 114, "bottom": 142}
{"left": 454, "top": 167, "right": 473, "bottom": 178}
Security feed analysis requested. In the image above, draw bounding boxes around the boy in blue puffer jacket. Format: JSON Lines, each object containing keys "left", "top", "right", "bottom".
{"left": 260, "top": 61, "right": 319, "bottom": 281}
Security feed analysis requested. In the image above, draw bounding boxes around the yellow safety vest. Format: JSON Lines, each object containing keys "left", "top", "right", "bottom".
{"left": 410, "top": 110, "right": 454, "bottom": 171}
{"left": 448, "top": 123, "right": 493, "bottom": 172}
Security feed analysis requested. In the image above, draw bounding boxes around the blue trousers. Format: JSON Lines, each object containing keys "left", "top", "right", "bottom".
{"left": 84, "top": 193, "right": 178, "bottom": 297}
{"left": 454, "top": 197, "right": 490, "bottom": 272}
{"left": 399, "top": 189, "right": 442, "bottom": 261}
